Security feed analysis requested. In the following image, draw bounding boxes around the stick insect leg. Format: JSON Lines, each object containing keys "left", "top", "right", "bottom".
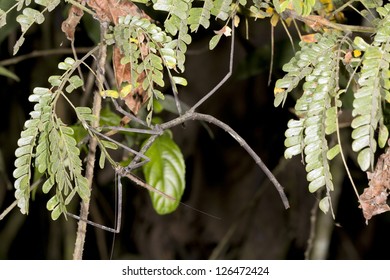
{"left": 188, "top": 20, "right": 235, "bottom": 113}
{"left": 66, "top": 173, "right": 123, "bottom": 234}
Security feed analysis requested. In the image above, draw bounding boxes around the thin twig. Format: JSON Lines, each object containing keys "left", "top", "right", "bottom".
{"left": 73, "top": 23, "right": 108, "bottom": 260}
{"left": 268, "top": 24, "right": 274, "bottom": 86}
{"left": 0, "top": 179, "right": 43, "bottom": 220}
{"left": 0, "top": 47, "right": 93, "bottom": 66}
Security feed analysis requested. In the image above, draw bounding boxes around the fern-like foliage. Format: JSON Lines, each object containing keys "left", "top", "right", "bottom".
{"left": 275, "top": 32, "right": 342, "bottom": 213}
{"left": 188, "top": 0, "right": 213, "bottom": 32}
{"left": 153, "top": 0, "right": 193, "bottom": 72}
{"left": 12, "top": 0, "right": 60, "bottom": 54}
{"left": 13, "top": 88, "right": 52, "bottom": 214}
{"left": 109, "top": 15, "right": 185, "bottom": 123}
{"left": 351, "top": 5, "right": 390, "bottom": 171}
{"left": 13, "top": 57, "right": 92, "bottom": 219}
{"left": 210, "top": 0, "right": 232, "bottom": 20}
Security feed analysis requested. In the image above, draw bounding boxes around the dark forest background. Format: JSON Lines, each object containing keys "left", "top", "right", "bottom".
{"left": 1, "top": 2, "right": 390, "bottom": 259}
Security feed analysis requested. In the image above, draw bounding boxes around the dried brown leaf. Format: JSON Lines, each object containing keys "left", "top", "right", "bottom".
{"left": 87, "top": 0, "right": 151, "bottom": 114}
{"left": 359, "top": 143, "right": 390, "bottom": 223}
{"left": 61, "top": 5, "right": 84, "bottom": 41}
{"left": 87, "top": 0, "right": 150, "bottom": 24}
{"left": 113, "top": 47, "right": 130, "bottom": 88}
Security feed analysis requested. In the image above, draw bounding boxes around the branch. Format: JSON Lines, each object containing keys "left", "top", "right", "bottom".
{"left": 0, "top": 179, "right": 42, "bottom": 220}
{"left": 0, "top": 47, "right": 94, "bottom": 66}
{"left": 73, "top": 24, "right": 108, "bottom": 260}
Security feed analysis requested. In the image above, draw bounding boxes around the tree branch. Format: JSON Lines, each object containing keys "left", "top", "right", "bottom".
{"left": 0, "top": 47, "right": 94, "bottom": 66}
{"left": 73, "top": 24, "right": 107, "bottom": 260}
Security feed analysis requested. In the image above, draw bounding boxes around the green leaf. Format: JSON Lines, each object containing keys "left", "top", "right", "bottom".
{"left": 209, "top": 34, "right": 222, "bottom": 50}
{"left": 327, "top": 144, "right": 340, "bottom": 160}
{"left": 46, "top": 194, "right": 59, "bottom": 211}
{"left": 34, "top": 0, "right": 60, "bottom": 11}
{"left": 319, "top": 196, "right": 330, "bottom": 214}
{"left": 172, "top": 76, "right": 187, "bottom": 86}
{"left": 308, "top": 176, "right": 325, "bottom": 193}
{"left": 65, "top": 75, "right": 83, "bottom": 93}
{"left": 354, "top": 36, "right": 370, "bottom": 51}
{"left": 99, "top": 152, "right": 106, "bottom": 169}
{"left": 42, "top": 177, "right": 54, "bottom": 193}
{"left": 48, "top": 75, "right": 61, "bottom": 87}
{"left": 378, "top": 124, "right": 389, "bottom": 148}
{"left": 284, "top": 144, "right": 302, "bottom": 159}
{"left": 13, "top": 35, "right": 25, "bottom": 55}
{"left": 142, "top": 132, "right": 185, "bottom": 214}
{"left": 211, "top": 0, "right": 232, "bottom": 20}
{"left": 0, "top": 66, "right": 20, "bottom": 81}
{"left": 51, "top": 204, "right": 62, "bottom": 220}
{"left": 0, "top": 9, "right": 6, "bottom": 28}
{"left": 357, "top": 147, "right": 372, "bottom": 171}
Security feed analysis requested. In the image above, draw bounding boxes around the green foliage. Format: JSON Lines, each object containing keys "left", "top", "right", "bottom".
{"left": 210, "top": 0, "right": 232, "bottom": 20}
{"left": 12, "top": 0, "right": 60, "bottom": 54}
{"left": 273, "top": 0, "right": 315, "bottom": 15}
{"left": 275, "top": 4, "right": 390, "bottom": 214}
{"left": 7, "top": 0, "right": 390, "bottom": 225}
{"left": 351, "top": 5, "right": 390, "bottom": 171}
{"left": 142, "top": 132, "right": 186, "bottom": 214}
{"left": 109, "top": 15, "right": 184, "bottom": 123}
{"left": 277, "top": 32, "right": 341, "bottom": 213}
{"left": 12, "top": 56, "right": 93, "bottom": 219}
{"left": 188, "top": 0, "right": 213, "bottom": 32}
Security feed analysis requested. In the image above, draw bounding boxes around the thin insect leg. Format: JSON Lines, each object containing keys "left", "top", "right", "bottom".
{"left": 109, "top": 173, "right": 123, "bottom": 258}
{"left": 124, "top": 134, "right": 158, "bottom": 172}
{"left": 188, "top": 21, "right": 235, "bottom": 113}
{"left": 111, "top": 98, "right": 149, "bottom": 127}
{"left": 66, "top": 173, "right": 123, "bottom": 234}
{"left": 115, "top": 173, "right": 122, "bottom": 232}
{"left": 117, "top": 169, "right": 221, "bottom": 220}
{"left": 89, "top": 127, "right": 150, "bottom": 161}
{"left": 66, "top": 212, "right": 119, "bottom": 233}
{"left": 101, "top": 126, "right": 162, "bottom": 135}
{"left": 166, "top": 68, "right": 183, "bottom": 116}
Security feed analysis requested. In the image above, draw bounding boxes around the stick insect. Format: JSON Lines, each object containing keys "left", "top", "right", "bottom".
{"left": 1, "top": 17, "right": 289, "bottom": 259}
{"left": 67, "top": 17, "right": 288, "bottom": 236}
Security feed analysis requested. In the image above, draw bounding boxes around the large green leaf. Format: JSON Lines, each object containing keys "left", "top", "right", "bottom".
{"left": 142, "top": 132, "right": 185, "bottom": 215}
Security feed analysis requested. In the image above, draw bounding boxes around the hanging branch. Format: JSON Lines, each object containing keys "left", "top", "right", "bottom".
{"left": 73, "top": 23, "right": 108, "bottom": 260}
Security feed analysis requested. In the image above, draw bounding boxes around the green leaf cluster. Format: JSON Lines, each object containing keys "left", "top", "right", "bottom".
{"left": 275, "top": 32, "right": 341, "bottom": 213}
{"left": 109, "top": 15, "right": 187, "bottom": 124}
{"left": 275, "top": 4, "right": 390, "bottom": 214}
{"left": 273, "top": 0, "right": 315, "bottom": 16}
{"left": 12, "top": 57, "right": 93, "bottom": 219}
{"left": 1, "top": 0, "right": 61, "bottom": 54}
{"left": 351, "top": 4, "right": 390, "bottom": 171}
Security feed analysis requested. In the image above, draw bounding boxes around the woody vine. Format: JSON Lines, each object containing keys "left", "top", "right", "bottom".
{"left": 1, "top": 0, "right": 390, "bottom": 259}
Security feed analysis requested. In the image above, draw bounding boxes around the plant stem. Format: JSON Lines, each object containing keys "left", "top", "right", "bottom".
{"left": 73, "top": 23, "right": 107, "bottom": 260}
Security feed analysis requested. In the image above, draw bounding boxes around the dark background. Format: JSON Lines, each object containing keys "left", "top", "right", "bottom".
{"left": 1, "top": 2, "right": 390, "bottom": 259}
